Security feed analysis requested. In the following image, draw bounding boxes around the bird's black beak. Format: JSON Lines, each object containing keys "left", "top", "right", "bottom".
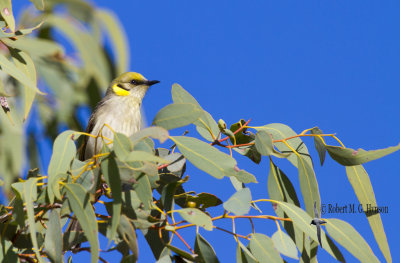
{"left": 147, "top": 80, "right": 160, "bottom": 86}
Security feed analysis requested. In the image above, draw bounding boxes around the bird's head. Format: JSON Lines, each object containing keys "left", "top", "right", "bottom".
{"left": 107, "top": 72, "right": 159, "bottom": 101}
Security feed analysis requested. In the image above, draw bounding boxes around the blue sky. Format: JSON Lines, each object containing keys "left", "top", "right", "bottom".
{"left": 13, "top": 1, "right": 400, "bottom": 262}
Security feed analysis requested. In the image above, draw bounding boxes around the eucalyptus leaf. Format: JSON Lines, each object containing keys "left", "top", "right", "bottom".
{"left": 223, "top": 188, "right": 251, "bottom": 216}
{"left": 249, "top": 233, "right": 283, "bottom": 263}
{"left": 48, "top": 130, "right": 78, "bottom": 203}
{"left": 101, "top": 154, "right": 122, "bottom": 245}
{"left": 176, "top": 208, "right": 213, "bottom": 231}
{"left": 63, "top": 183, "right": 99, "bottom": 263}
{"left": 310, "top": 127, "right": 326, "bottom": 166}
{"left": 271, "top": 229, "right": 298, "bottom": 259}
{"left": 346, "top": 165, "right": 391, "bottom": 262}
{"left": 44, "top": 210, "right": 63, "bottom": 263}
{"left": 171, "top": 136, "right": 237, "bottom": 179}
{"left": 326, "top": 143, "right": 400, "bottom": 166}
{"left": 326, "top": 218, "right": 380, "bottom": 263}
{"left": 153, "top": 103, "right": 203, "bottom": 130}
{"left": 195, "top": 233, "right": 220, "bottom": 263}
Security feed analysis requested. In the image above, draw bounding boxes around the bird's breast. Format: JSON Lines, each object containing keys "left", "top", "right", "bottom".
{"left": 85, "top": 97, "right": 142, "bottom": 159}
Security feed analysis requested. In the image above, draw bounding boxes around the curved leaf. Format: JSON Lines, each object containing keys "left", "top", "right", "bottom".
{"left": 63, "top": 183, "right": 99, "bottom": 263}
{"left": 326, "top": 218, "right": 380, "bottom": 263}
{"left": 271, "top": 229, "right": 298, "bottom": 259}
{"left": 276, "top": 201, "right": 344, "bottom": 262}
{"left": 24, "top": 178, "right": 45, "bottom": 263}
{"left": 223, "top": 188, "right": 251, "bottom": 216}
{"left": 153, "top": 103, "right": 203, "bottom": 130}
{"left": 194, "top": 233, "right": 220, "bottom": 263}
{"left": 44, "top": 210, "right": 63, "bottom": 263}
{"left": 249, "top": 233, "right": 282, "bottom": 263}
{"left": 171, "top": 136, "right": 237, "bottom": 179}
{"left": 101, "top": 154, "right": 122, "bottom": 245}
{"left": 176, "top": 208, "right": 213, "bottom": 231}
{"left": 95, "top": 9, "right": 129, "bottom": 75}
{"left": 8, "top": 48, "right": 37, "bottom": 120}
{"left": 48, "top": 130, "right": 78, "bottom": 203}
{"left": 0, "top": 0, "right": 15, "bottom": 31}
{"left": 327, "top": 143, "right": 400, "bottom": 166}
{"left": 297, "top": 155, "right": 320, "bottom": 217}
{"left": 260, "top": 124, "right": 311, "bottom": 168}
{"left": 346, "top": 165, "right": 391, "bottom": 262}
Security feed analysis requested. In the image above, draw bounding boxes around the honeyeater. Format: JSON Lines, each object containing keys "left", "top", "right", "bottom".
{"left": 79, "top": 72, "right": 159, "bottom": 161}
{"left": 68, "top": 72, "right": 159, "bottom": 248}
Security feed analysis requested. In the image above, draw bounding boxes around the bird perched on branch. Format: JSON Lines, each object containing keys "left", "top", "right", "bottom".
{"left": 67, "top": 72, "right": 159, "bottom": 250}
{"left": 79, "top": 72, "right": 159, "bottom": 161}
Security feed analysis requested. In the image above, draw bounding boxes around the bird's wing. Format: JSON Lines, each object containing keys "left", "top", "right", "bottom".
{"left": 317, "top": 224, "right": 322, "bottom": 248}
{"left": 314, "top": 201, "right": 319, "bottom": 218}
{"left": 79, "top": 112, "right": 96, "bottom": 161}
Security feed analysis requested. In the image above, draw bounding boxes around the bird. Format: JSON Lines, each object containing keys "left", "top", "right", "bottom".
{"left": 79, "top": 72, "right": 159, "bottom": 161}
{"left": 66, "top": 72, "right": 159, "bottom": 250}
{"left": 310, "top": 201, "right": 326, "bottom": 248}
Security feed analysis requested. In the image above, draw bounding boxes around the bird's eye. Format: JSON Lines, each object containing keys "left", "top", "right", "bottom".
{"left": 130, "top": 79, "right": 137, "bottom": 85}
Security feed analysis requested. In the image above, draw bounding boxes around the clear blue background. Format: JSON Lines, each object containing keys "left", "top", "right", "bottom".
{"left": 13, "top": 1, "right": 400, "bottom": 262}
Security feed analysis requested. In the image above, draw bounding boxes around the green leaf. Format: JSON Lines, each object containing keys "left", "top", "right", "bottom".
{"left": 297, "top": 155, "right": 321, "bottom": 217}
{"left": 326, "top": 143, "right": 400, "bottom": 166}
{"left": 0, "top": 22, "right": 42, "bottom": 38}
{"left": 346, "top": 165, "right": 391, "bottom": 262}
{"left": 195, "top": 110, "right": 220, "bottom": 142}
{"left": 0, "top": 239, "right": 18, "bottom": 262}
{"left": 0, "top": 0, "right": 15, "bottom": 31}
{"left": 185, "top": 192, "right": 222, "bottom": 209}
{"left": 255, "top": 129, "right": 274, "bottom": 156}
{"left": 118, "top": 214, "right": 138, "bottom": 261}
{"left": 124, "top": 151, "right": 168, "bottom": 164}
{"left": 2, "top": 37, "right": 64, "bottom": 58}
{"left": 267, "top": 160, "right": 307, "bottom": 258}
{"left": 101, "top": 154, "right": 122, "bottom": 245}
{"left": 63, "top": 183, "right": 99, "bottom": 263}
{"left": 249, "top": 233, "right": 283, "bottom": 263}
{"left": 134, "top": 174, "right": 153, "bottom": 210}
{"left": 153, "top": 103, "right": 203, "bottom": 130}
{"left": 113, "top": 132, "right": 133, "bottom": 159}
{"left": 171, "top": 83, "right": 220, "bottom": 141}
{"left": 95, "top": 9, "right": 129, "bottom": 75}
{"left": 237, "top": 240, "right": 258, "bottom": 263}
{"left": 161, "top": 180, "right": 182, "bottom": 213}
{"left": 8, "top": 48, "right": 36, "bottom": 120}
{"left": 29, "top": 0, "right": 45, "bottom": 10}
{"left": 44, "top": 209, "right": 63, "bottom": 263}
{"left": 165, "top": 244, "right": 196, "bottom": 261}
{"left": 23, "top": 178, "right": 45, "bottom": 263}
{"left": 195, "top": 233, "right": 220, "bottom": 263}
{"left": 233, "top": 144, "right": 262, "bottom": 164}
{"left": 130, "top": 126, "right": 169, "bottom": 144}
{"left": 163, "top": 153, "right": 185, "bottom": 173}
{"left": 259, "top": 123, "right": 312, "bottom": 168}
{"left": 43, "top": 15, "right": 109, "bottom": 88}
{"left": 310, "top": 127, "right": 326, "bottom": 166}
{"left": 271, "top": 229, "right": 298, "bottom": 259}
{"left": 223, "top": 188, "right": 251, "bottom": 216}
{"left": 325, "top": 218, "right": 380, "bottom": 263}
{"left": 171, "top": 136, "right": 237, "bottom": 179}
{"left": 176, "top": 208, "right": 213, "bottom": 231}
{"left": 171, "top": 83, "right": 200, "bottom": 106}
{"left": 48, "top": 130, "right": 77, "bottom": 203}
{"left": 233, "top": 170, "right": 258, "bottom": 184}
{"left": 276, "top": 201, "right": 345, "bottom": 261}
{"left": 0, "top": 52, "right": 43, "bottom": 94}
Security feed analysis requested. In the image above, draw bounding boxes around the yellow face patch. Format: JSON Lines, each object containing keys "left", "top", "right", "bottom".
{"left": 112, "top": 84, "right": 130, "bottom": 96}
